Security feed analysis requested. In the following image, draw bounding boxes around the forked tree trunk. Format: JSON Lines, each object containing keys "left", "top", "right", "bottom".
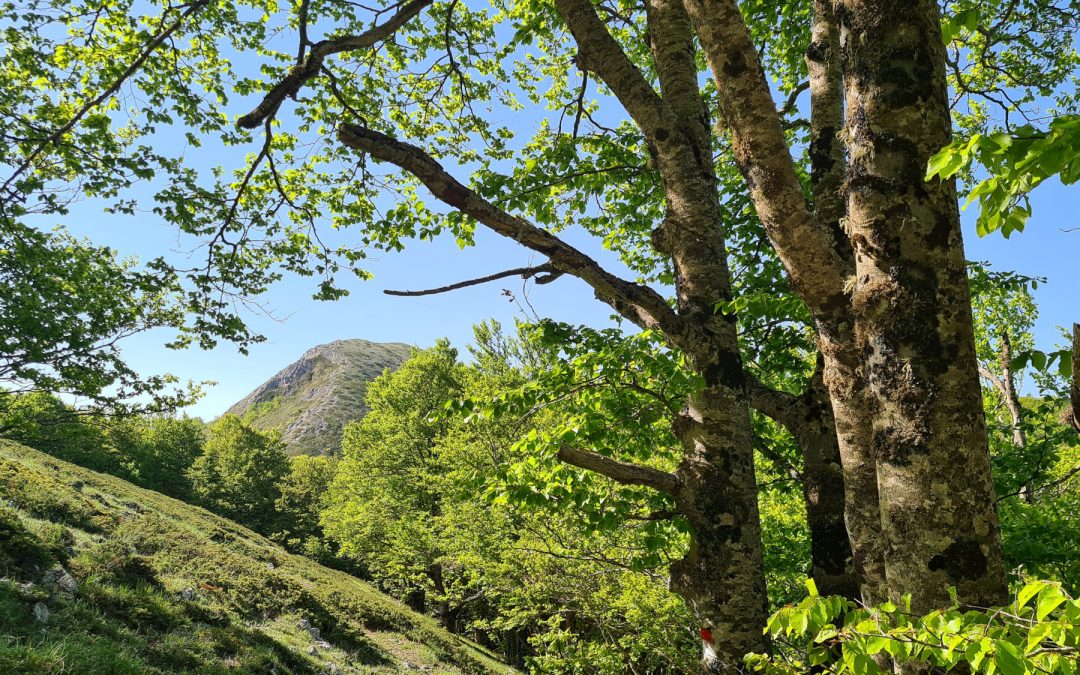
{"left": 838, "top": 0, "right": 1008, "bottom": 610}
{"left": 805, "top": 0, "right": 886, "bottom": 604}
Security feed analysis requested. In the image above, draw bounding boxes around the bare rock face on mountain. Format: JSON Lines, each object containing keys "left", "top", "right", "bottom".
{"left": 226, "top": 340, "right": 413, "bottom": 456}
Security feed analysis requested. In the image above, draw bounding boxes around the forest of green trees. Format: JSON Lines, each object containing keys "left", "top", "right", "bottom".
{"left": 1, "top": 0, "right": 1079, "bottom": 672}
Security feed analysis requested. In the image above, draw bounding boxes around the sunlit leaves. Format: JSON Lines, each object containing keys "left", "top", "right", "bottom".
{"left": 928, "top": 116, "right": 1080, "bottom": 238}
{"left": 750, "top": 581, "right": 1080, "bottom": 675}
{"left": 0, "top": 220, "right": 200, "bottom": 411}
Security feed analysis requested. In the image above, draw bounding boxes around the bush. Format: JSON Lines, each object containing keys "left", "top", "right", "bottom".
{"left": 750, "top": 579, "right": 1080, "bottom": 674}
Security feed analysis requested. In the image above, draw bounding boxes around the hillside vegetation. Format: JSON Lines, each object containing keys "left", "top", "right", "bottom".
{"left": 227, "top": 340, "right": 413, "bottom": 456}
{"left": 0, "top": 439, "right": 514, "bottom": 674}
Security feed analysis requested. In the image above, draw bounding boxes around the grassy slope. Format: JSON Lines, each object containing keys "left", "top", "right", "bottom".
{"left": 0, "top": 440, "right": 514, "bottom": 674}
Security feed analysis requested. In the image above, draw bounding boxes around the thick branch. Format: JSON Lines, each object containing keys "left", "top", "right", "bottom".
{"left": 558, "top": 445, "right": 682, "bottom": 496}
{"left": 806, "top": 0, "right": 853, "bottom": 268}
{"left": 384, "top": 264, "right": 562, "bottom": 296}
{"left": 644, "top": 0, "right": 711, "bottom": 150}
{"left": 553, "top": 0, "right": 668, "bottom": 135}
{"left": 558, "top": 0, "right": 738, "bottom": 358}
{"left": 238, "top": 0, "right": 432, "bottom": 129}
{"left": 745, "top": 372, "right": 800, "bottom": 430}
{"left": 680, "top": 0, "right": 849, "bottom": 313}
{"left": 338, "top": 124, "right": 688, "bottom": 342}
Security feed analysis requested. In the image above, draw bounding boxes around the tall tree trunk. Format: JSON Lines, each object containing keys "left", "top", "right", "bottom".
{"left": 671, "top": 371, "right": 771, "bottom": 673}
{"left": 838, "top": 0, "right": 1008, "bottom": 611}
{"left": 550, "top": 0, "right": 774, "bottom": 667}
{"left": 805, "top": 0, "right": 886, "bottom": 604}
{"left": 749, "top": 364, "right": 859, "bottom": 600}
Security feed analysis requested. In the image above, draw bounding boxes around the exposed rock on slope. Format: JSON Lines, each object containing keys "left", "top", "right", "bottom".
{"left": 226, "top": 340, "right": 413, "bottom": 456}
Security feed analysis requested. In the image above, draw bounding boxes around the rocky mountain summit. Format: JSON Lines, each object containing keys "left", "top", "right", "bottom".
{"left": 226, "top": 339, "right": 413, "bottom": 455}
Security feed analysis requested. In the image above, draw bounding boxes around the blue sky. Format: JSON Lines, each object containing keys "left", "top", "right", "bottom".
{"left": 60, "top": 169, "right": 1077, "bottom": 421}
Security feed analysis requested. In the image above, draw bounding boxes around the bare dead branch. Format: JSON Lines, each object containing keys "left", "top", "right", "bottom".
{"left": 384, "top": 263, "right": 562, "bottom": 296}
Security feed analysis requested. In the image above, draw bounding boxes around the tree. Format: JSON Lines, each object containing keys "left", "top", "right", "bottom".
{"left": 188, "top": 414, "right": 290, "bottom": 534}
{"left": 274, "top": 454, "right": 337, "bottom": 548}
{"left": 4, "top": 0, "right": 1076, "bottom": 669}
{"left": 0, "top": 391, "right": 118, "bottom": 473}
{"left": 323, "top": 326, "right": 703, "bottom": 668}
{"left": 323, "top": 341, "right": 467, "bottom": 625}
{"left": 113, "top": 415, "right": 206, "bottom": 499}
{"left": 0, "top": 220, "right": 199, "bottom": 414}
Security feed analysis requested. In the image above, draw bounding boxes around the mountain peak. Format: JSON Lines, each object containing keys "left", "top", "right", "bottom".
{"left": 226, "top": 339, "right": 413, "bottom": 455}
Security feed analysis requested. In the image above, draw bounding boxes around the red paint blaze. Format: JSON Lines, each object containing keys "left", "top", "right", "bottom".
{"left": 699, "top": 627, "right": 713, "bottom": 644}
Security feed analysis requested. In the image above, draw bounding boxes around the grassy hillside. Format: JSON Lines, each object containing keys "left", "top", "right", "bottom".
{"left": 227, "top": 340, "right": 413, "bottom": 456}
{"left": 0, "top": 440, "right": 514, "bottom": 674}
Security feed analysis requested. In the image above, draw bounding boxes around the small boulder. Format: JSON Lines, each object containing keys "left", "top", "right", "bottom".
{"left": 57, "top": 572, "right": 78, "bottom": 594}
{"left": 42, "top": 566, "right": 78, "bottom": 594}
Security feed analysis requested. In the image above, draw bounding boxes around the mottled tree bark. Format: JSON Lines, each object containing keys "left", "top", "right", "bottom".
{"left": 749, "top": 364, "right": 859, "bottom": 600}
{"left": 838, "top": 0, "right": 1008, "bottom": 611}
{"left": 805, "top": 0, "right": 887, "bottom": 604}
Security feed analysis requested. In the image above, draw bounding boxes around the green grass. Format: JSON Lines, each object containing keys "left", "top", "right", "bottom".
{"left": 0, "top": 440, "right": 515, "bottom": 674}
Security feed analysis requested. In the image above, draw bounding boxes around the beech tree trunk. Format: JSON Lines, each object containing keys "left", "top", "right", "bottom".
{"left": 672, "top": 364, "right": 771, "bottom": 673}
{"left": 749, "top": 365, "right": 858, "bottom": 600}
{"left": 838, "top": 0, "right": 1008, "bottom": 611}
{"left": 794, "top": 369, "right": 859, "bottom": 600}
{"left": 818, "top": 328, "right": 888, "bottom": 603}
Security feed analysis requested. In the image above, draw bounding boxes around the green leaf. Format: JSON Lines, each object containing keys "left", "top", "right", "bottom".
{"left": 1017, "top": 581, "right": 1046, "bottom": 610}
{"left": 1036, "top": 586, "right": 1066, "bottom": 620}
{"left": 994, "top": 640, "right": 1027, "bottom": 675}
